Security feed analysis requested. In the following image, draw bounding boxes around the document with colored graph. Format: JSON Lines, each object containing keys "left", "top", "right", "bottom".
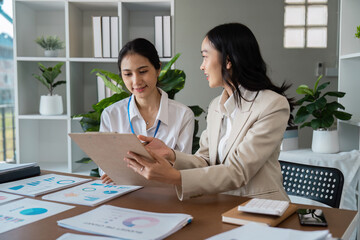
{"left": 58, "top": 205, "right": 193, "bottom": 240}
{"left": 0, "top": 174, "right": 91, "bottom": 197}
{"left": 0, "top": 198, "right": 74, "bottom": 234}
{"left": 42, "top": 180, "right": 142, "bottom": 206}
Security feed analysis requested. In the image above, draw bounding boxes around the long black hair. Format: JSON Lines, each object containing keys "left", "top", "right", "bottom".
{"left": 206, "top": 23, "right": 294, "bottom": 125}
{"left": 118, "top": 38, "right": 161, "bottom": 72}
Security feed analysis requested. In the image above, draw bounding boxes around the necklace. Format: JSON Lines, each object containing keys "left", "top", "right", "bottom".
{"left": 127, "top": 95, "right": 161, "bottom": 137}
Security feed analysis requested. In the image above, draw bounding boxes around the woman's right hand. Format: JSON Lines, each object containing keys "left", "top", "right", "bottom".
{"left": 137, "top": 135, "right": 176, "bottom": 163}
{"left": 100, "top": 173, "right": 114, "bottom": 184}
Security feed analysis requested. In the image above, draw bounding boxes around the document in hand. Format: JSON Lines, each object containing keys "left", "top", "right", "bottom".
{"left": 58, "top": 205, "right": 193, "bottom": 240}
{"left": 42, "top": 180, "right": 142, "bottom": 206}
{"left": 0, "top": 174, "right": 91, "bottom": 197}
{"left": 222, "top": 200, "right": 297, "bottom": 227}
{"left": 69, "top": 132, "right": 167, "bottom": 187}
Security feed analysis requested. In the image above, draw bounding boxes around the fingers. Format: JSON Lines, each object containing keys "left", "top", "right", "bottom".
{"left": 100, "top": 174, "right": 114, "bottom": 184}
{"left": 124, "top": 156, "right": 146, "bottom": 174}
{"left": 137, "top": 135, "right": 154, "bottom": 143}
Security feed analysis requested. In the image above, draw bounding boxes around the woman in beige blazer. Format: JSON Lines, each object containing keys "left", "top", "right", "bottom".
{"left": 124, "top": 23, "right": 295, "bottom": 201}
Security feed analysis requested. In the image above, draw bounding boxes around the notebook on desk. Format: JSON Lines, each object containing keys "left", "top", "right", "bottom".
{"left": 69, "top": 132, "right": 168, "bottom": 187}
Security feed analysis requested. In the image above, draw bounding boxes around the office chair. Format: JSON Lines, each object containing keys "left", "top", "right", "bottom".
{"left": 279, "top": 160, "right": 344, "bottom": 208}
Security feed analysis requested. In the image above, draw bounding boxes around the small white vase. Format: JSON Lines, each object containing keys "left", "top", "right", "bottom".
{"left": 44, "top": 50, "right": 58, "bottom": 57}
{"left": 39, "top": 95, "right": 63, "bottom": 115}
{"left": 312, "top": 129, "right": 339, "bottom": 154}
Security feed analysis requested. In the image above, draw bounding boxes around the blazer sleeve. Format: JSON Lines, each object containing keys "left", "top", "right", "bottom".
{"left": 174, "top": 94, "right": 290, "bottom": 200}
{"left": 174, "top": 108, "right": 195, "bottom": 154}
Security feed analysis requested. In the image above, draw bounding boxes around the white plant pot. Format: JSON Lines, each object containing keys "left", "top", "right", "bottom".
{"left": 39, "top": 95, "right": 63, "bottom": 115}
{"left": 312, "top": 129, "right": 339, "bottom": 154}
{"left": 44, "top": 50, "right": 58, "bottom": 57}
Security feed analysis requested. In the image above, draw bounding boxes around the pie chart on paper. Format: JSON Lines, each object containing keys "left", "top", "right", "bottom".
{"left": 20, "top": 208, "right": 48, "bottom": 215}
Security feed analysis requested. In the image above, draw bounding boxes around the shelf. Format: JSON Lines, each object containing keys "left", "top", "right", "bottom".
{"left": 339, "top": 119, "right": 360, "bottom": 127}
{"left": 15, "top": 1, "right": 66, "bottom": 58}
{"left": 68, "top": 1, "right": 118, "bottom": 58}
{"left": 16, "top": 57, "right": 67, "bottom": 62}
{"left": 69, "top": 58, "right": 117, "bottom": 63}
{"left": 17, "top": 61, "right": 67, "bottom": 115}
{"left": 14, "top": 0, "right": 174, "bottom": 174}
{"left": 18, "top": 114, "right": 68, "bottom": 120}
{"left": 340, "top": 53, "right": 360, "bottom": 60}
{"left": 120, "top": 0, "right": 172, "bottom": 48}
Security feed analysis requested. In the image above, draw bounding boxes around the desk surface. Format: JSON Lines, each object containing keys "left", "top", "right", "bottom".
{"left": 1, "top": 171, "right": 358, "bottom": 240}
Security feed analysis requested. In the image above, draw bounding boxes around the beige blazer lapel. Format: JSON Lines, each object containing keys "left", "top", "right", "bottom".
{"left": 221, "top": 91, "right": 257, "bottom": 164}
{"left": 209, "top": 106, "right": 223, "bottom": 165}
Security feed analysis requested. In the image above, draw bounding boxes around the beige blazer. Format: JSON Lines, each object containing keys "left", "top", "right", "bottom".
{"left": 174, "top": 89, "right": 290, "bottom": 201}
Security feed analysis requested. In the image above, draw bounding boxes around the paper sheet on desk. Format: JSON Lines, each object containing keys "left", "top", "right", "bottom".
{"left": 206, "top": 222, "right": 332, "bottom": 240}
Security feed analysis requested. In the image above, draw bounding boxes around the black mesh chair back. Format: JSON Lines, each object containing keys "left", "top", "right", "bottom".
{"left": 279, "top": 160, "right": 344, "bottom": 208}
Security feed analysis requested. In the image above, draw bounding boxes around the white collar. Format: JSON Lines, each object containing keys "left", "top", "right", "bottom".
{"left": 129, "top": 88, "right": 169, "bottom": 126}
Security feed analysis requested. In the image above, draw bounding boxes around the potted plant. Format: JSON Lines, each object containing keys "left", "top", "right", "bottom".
{"left": 33, "top": 62, "right": 66, "bottom": 115}
{"left": 294, "top": 75, "right": 352, "bottom": 153}
{"left": 35, "top": 35, "right": 65, "bottom": 57}
{"left": 73, "top": 53, "right": 205, "bottom": 176}
{"left": 355, "top": 25, "right": 360, "bottom": 39}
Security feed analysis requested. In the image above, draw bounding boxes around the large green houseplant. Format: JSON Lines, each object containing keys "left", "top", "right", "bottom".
{"left": 73, "top": 53, "right": 205, "bottom": 176}
{"left": 294, "top": 75, "right": 352, "bottom": 153}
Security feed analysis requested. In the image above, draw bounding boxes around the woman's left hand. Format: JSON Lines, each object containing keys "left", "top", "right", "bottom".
{"left": 124, "top": 149, "right": 181, "bottom": 186}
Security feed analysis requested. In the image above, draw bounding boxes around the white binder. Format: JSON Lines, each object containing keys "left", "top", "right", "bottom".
{"left": 102, "top": 16, "right": 111, "bottom": 58}
{"left": 110, "top": 16, "right": 119, "bottom": 58}
{"left": 154, "top": 16, "right": 163, "bottom": 57}
{"left": 92, "top": 16, "right": 102, "bottom": 58}
{"left": 163, "top": 16, "right": 171, "bottom": 57}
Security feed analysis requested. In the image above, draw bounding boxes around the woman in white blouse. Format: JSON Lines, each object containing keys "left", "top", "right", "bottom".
{"left": 100, "top": 38, "right": 194, "bottom": 183}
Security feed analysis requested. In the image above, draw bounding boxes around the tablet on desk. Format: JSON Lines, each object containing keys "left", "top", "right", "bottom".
{"left": 69, "top": 132, "right": 168, "bottom": 187}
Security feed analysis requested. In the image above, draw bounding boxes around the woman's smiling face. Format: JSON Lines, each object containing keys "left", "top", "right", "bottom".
{"left": 200, "top": 37, "right": 224, "bottom": 89}
{"left": 120, "top": 53, "right": 160, "bottom": 99}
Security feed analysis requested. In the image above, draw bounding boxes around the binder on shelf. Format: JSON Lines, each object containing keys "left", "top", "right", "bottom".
{"left": 97, "top": 76, "right": 106, "bottom": 102}
{"left": 110, "top": 16, "right": 119, "bottom": 58}
{"left": 154, "top": 16, "right": 163, "bottom": 57}
{"left": 92, "top": 16, "right": 102, "bottom": 58}
{"left": 163, "top": 16, "right": 171, "bottom": 57}
{"left": 222, "top": 200, "right": 297, "bottom": 227}
{"left": 102, "top": 16, "right": 111, "bottom": 58}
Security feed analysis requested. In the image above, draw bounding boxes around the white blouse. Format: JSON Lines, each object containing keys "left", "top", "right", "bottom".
{"left": 99, "top": 88, "right": 195, "bottom": 176}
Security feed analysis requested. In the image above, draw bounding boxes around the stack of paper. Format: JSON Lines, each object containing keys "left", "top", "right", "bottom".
{"left": 0, "top": 198, "right": 74, "bottom": 234}
{"left": 0, "top": 162, "right": 40, "bottom": 183}
{"left": 58, "top": 205, "right": 193, "bottom": 240}
{"left": 42, "top": 180, "right": 142, "bottom": 206}
{"left": 0, "top": 173, "right": 91, "bottom": 197}
{"left": 206, "top": 222, "right": 331, "bottom": 240}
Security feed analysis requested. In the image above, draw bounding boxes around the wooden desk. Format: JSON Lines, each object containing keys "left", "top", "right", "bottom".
{"left": 1, "top": 172, "right": 358, "bottom": 240}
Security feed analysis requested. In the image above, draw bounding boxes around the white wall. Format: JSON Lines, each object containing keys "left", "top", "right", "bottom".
{"left": 173, "top": 0, "right": 339, "bottom": 148}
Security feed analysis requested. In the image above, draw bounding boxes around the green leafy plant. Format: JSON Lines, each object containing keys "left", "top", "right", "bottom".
{"left": 32, "top": 62, "right": 66, "bottom": 96}
{"left": 73, "top": 53, "right": 205, "bottom": 176}
{"left": 355, "top": 25, "right": 360, "bottom": 38}
{"left": 294, "top": 75, "right": 352, "bottom": 130}
{"left": 35, "top": 35, "right": 65, "bottom": 50}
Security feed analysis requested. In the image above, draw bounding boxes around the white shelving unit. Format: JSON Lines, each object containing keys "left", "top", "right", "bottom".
{"left": 13, "top": 0, "right": 174, "bottom": 174}
{"left": 338, "top": 0, "right": 360, "bottom": 151}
